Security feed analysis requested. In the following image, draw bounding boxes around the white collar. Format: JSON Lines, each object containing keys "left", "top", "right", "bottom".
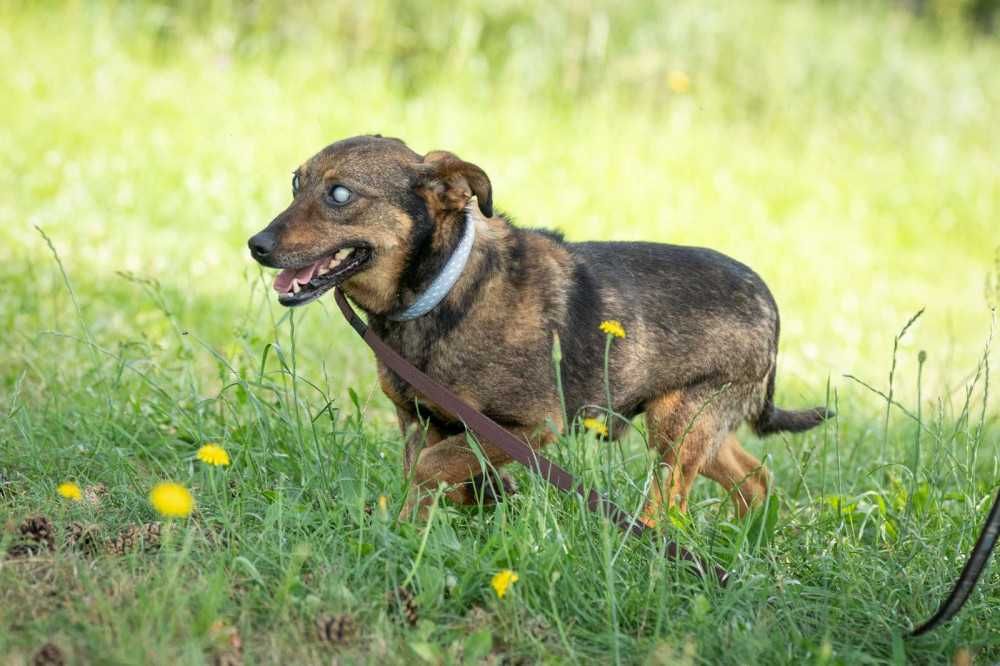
{"left": 387, "top": 208, "right": 477, "bottom": 321}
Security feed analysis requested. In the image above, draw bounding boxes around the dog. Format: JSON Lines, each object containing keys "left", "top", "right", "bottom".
{"left": 248, "top": 134, "right": 829, "bottom": 523}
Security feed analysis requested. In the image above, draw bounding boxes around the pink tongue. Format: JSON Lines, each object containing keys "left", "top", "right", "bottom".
{"left": 272, "top": 259, "right": 323, "bottom": 293}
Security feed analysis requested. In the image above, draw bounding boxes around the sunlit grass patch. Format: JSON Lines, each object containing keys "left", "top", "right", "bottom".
{"left": 1, "top": 0, "right": 999, "bottom": 662}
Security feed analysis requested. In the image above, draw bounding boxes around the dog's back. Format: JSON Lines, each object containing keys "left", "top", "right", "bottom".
{"left": 556, "top": 241, "right": 775, "bottom": 416}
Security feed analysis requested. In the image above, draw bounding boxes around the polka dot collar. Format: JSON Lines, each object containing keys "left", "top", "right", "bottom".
{"left": 388, "top": 208, "right": 477, "bottom": 321}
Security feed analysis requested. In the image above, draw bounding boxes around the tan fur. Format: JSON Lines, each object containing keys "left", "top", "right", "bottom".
{"left": 641, "top": 390, "right": 769, "bottom": 525}
{"left": 702, "top": 435, "right": 770, "bottom": 516}
{"left": 342, "top": 209, "right": 414, "bottom": 313}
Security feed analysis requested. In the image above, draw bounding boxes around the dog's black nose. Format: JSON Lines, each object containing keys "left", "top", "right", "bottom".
{"left": 248, "top": 231, "right": 277, "bottom": 260}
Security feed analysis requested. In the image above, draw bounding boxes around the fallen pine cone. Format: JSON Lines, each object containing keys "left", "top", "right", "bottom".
{"left": 141, "top": 521, "right": 162, "bottom": 546}
{"left": 386, "top": 586, "right": 418, "bottom": 627}
{"left": 32, "top": 642, "right": 65, "bottom": 666}
{"left": 8, "top": 516, "right": 56, "bottom": 557}
{"left": 106, "top": 522, "right": 162, "bottom": 555}
{"left": 316, "top": 613, "right": 358, "bottom": 645}
{"left": 82, "top": 483, "right": 107, "bottom": 508}
{"left": 21, "top": 516, "right": 56, "bottom": 550}
{"left": 64, "top": 521, "right": 103, "bottom": 556}
{"left": 6, "top": 543, "right": 36, "bottom": 559}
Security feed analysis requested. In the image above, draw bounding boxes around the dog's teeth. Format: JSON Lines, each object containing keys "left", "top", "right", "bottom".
{"left": 327, "top": 258, "right": 339, "bottom": 270}
{"left": 335, "top": 248, "right": 352, "bottom": 260}
{"left": 292, "top": 280, "right": 301, "bottom": 294}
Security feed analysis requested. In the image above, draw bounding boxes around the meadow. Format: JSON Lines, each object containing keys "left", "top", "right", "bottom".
{"left": 1, "top": 1, "right": 999, "bottom": 663}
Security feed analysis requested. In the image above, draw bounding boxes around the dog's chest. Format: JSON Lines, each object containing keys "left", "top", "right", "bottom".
{"left": 375, "top": 325, "right": 454, "bottom": 410}
{"left": 374, "top": 319, "right": 557, "bottom": 426}
{"left": 376, "top": 357, "right": 467, "bottom": 429}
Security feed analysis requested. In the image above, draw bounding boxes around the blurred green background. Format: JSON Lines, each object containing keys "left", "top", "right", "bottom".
{"left": 4, "top": 0, "right": 998, "bottom": 418}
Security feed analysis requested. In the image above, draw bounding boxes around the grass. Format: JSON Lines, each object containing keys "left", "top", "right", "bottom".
{"left": 1, "top": 0, "right": 999, "bottom": 663}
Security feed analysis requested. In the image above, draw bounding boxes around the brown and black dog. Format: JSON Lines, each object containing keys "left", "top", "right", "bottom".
{"left": 248, "top": 134, "right": 829, "bottom": 524}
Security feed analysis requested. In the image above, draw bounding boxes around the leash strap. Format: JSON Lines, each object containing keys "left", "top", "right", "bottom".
{"left": 334, "top": 288, "right": 728, "bottom": 584}
{"left": 911, "top": 486, "right": 1000, "bottom": 636}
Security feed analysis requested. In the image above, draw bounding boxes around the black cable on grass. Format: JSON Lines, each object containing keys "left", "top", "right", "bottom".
{"left": 911, "top": 487, "right": 1000, "bottom": 636}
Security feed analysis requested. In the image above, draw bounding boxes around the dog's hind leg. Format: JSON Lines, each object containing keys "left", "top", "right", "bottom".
{"left": 641, "top": 390, "right": 725, "bottom": 526}
{"left": 701, "top": 434, "right": 770, "bottom": 516}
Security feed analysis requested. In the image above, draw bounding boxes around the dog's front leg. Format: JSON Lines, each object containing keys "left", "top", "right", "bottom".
{"left": 403, "top": 425, "right": 550, "bottom": 519}
{"left": 395, "top": 406, "right": 444, "bottom": 478}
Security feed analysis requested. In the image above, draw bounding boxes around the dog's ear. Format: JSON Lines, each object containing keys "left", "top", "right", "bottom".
{"left": 414, "top": 150, "right": 493, "bottom": 218}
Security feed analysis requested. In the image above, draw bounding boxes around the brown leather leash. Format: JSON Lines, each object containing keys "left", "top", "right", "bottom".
{"left": 334, "top": 288, "right": 729, "bottom": 584}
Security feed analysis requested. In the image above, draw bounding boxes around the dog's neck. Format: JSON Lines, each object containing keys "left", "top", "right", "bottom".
{"left": 387, "top": 207, "right": 477, "bottom": 321}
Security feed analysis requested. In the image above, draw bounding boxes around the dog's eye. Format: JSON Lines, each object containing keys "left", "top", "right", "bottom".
{"left": 292, "top": 173, "right": 300, "bottom": 196}
{"left": 329, "top": 185, "right": 352, "bottom": 205}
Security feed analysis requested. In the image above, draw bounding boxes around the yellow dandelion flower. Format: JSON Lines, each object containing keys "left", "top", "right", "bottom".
{"left": 667, "top": 70, "right": 691, "bottom": 94}
{"left": 491, "top": 569, "right": 519, "bottom": 599}
{"left": 196, "top": 443, "right": 230, "bottom": 467}
{"left": 599, "top": 320, "right": 625, "bottom": 339}
{"left": 57, "top": 482, "right": 82, "bottom": 501}
{"left": 149, "top": 482, "right": 194, "bottom": 518}
{"left": 582, "top": 418, "right": 609, "bottom": 437}
{"left": 378, "top": 495, "right": 389, "bottom": 512}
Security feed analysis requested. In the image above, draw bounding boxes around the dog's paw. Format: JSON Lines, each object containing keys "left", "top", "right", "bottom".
{"left": 469, "top": 470, "right": 518, "bottom": 506}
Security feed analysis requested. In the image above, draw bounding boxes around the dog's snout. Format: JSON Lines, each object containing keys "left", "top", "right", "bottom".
{"left": 248, "top": 231, "right": 277, "bottom": 261}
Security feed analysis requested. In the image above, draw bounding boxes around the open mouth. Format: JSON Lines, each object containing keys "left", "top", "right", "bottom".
{"left": 272, "top": 246, "right": 372, "bottom": 307}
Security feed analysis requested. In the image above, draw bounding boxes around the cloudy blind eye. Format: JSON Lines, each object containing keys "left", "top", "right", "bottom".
{"left": 331, "top": 185, "right": 351, "bottom": 204}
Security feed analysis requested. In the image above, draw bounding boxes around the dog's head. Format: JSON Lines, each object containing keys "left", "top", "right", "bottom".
{"left": 248, "top": 135, "right": 492, "bottom": 310}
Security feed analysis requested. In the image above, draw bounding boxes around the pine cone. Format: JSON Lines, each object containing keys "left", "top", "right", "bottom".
{"left": 32, "top": 642, "right": 65, "bottom": 666}
{"left": 316, "top": 613, "right": 357, "bottom": 645}
{"left": 82, "top": 483, "right": 107, "bottom": 507}
{"left": 6, "top": 543, "right": 37, "bottom": 559}
{"left": 141, "top": 521, "right": 162, "bottom": 546}
{"left": 64, "top": 522, "right": 103, "bottom": 556}
{"left": 106, "top": 522, "right": 162, "bottom": 555}
{"left": 385, "top": 586, "right": 418, "bottom": 627}
{"left": 17, "top": 516, "right": 55, "bottom": 554}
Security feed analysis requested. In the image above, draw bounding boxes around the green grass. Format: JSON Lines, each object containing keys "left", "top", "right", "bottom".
{"left": 2, "top": 1, "right": 999, "bottom": 663}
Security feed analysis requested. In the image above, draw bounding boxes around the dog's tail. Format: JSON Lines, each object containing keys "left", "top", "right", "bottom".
{"left": 754, "top": 404, "right": 831, "bottom": 435}
{"left": 752, "top": 368, "right": 833, "bottom": 436}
